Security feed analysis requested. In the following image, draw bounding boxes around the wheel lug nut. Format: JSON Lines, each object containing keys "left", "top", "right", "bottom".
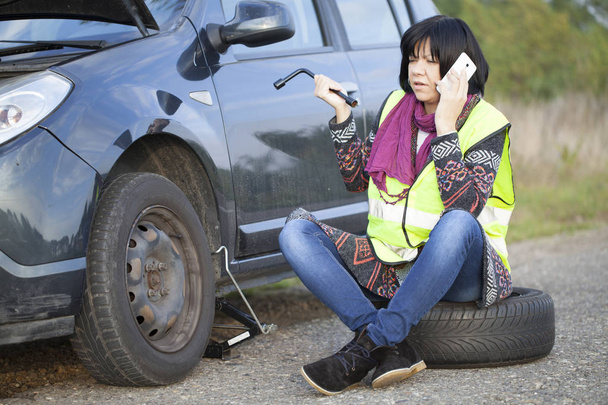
{"left": 158, "top": 262, "right": 168, "bottom": 271}
{"left": 148, "top": 289, "right": 157, "bottom": 297}
{"left": 160, "top": 288, "right": 170, "bottom": 296}
{"left": 145, "top": 263, "right": 156, "bottom": 272}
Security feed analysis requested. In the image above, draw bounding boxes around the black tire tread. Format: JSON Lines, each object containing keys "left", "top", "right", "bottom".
{"left": 72, "top": 175, "right": 149, "bottom": 385}
{"left": 408, "top": 287, "right": 555, "bottom": 368}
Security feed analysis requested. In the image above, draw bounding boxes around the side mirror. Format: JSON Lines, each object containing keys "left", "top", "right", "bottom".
{"left": 207, "top": 1, "right": 295, "bottom": 54}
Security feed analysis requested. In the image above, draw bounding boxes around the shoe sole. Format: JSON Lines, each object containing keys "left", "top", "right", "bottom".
{"left": 371, "top": 360, "right": 427, "bottom": 389}
{"left": 300, "top": 366, "right": 359, "bottom": 396}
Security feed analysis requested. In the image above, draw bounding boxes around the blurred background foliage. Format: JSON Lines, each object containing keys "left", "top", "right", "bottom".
{"left": 434, "top": 0, "right": 608, "bottom": 100}
{"left": 434, "top": 0, "right": 608, "bottom": 241}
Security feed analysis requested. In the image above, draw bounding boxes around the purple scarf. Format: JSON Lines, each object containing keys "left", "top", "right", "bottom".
{"left": 366, "top": 93, "right": 477, "bottom": 196}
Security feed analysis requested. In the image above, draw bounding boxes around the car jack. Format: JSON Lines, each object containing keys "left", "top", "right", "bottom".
{"left": 204, "top": 246, "right": 277, "bottom": 359}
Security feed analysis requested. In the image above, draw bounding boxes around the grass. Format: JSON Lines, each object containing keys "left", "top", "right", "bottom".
{"left": 495, "top": 94, "right": 608, "bottom": 182}
{"left": 495, "top": 94, "right": 608, "bottom": 242}
{"left": 507, "top": 172, "right": 608, "bottom": 242}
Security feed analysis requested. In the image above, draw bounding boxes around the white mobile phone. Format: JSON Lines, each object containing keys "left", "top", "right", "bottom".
{"left": 436, "top": 52, "right": 477, "bottom": 94}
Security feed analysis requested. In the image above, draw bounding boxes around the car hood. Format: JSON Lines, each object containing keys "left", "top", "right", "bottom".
{"left": 0, "top": 0, "right": 158, "bottom": 30}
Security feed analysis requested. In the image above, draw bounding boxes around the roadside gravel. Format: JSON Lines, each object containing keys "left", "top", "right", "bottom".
{"left": 1, "top": 226, "right": 607, "bottom": 404}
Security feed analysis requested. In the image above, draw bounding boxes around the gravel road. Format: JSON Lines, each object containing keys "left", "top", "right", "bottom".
{"left": 1, "top": 227, "right": 607, "bottom": 404}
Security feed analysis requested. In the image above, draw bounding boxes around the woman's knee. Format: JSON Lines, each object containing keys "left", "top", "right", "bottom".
{"left": 279, "top": 219, "right": 318, "bottom": 251}
{"left": 440, "top": 209, "right": 476, "bottom": 224}
{"left": 435, "top": 210, "right": 480, "bottom": 236}
{"left": 427, "top": 210, "right": 484, "bottom": 254}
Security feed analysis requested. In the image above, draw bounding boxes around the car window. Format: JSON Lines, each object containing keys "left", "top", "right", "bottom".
{"left": 335, "top": 0, "right": 400, "bottom": 48}
{"left": 220, "top": 0, "right": 326, "bottom": 57}
{"left": 389, "top": 0, "right": 412, "bottom": 33}
{"left": 145, "top": 0, "right": 186, "bottom": 30}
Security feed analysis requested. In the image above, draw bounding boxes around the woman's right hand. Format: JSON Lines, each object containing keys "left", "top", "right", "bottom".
{"left": 434, "top": 68, "right": 469, "bottom": 136}
{"left": 314, "top": 74, "right": 351, "bottom": 124}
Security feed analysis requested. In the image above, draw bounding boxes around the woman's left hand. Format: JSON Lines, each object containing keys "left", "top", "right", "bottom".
{"left": 434, "top": 68, "right": 469, "bottom": 136}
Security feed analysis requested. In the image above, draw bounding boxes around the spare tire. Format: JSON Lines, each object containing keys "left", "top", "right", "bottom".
{"left": 407, "top": 287, "right": 555, "bottom": 368}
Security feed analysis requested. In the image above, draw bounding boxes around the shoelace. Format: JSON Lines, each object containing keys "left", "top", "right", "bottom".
{"left": 332, "top": 341, "right": 375, "bottom": 375}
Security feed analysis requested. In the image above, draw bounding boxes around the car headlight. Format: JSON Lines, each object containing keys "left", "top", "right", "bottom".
{"left": 0, "top": 71, "right": 73, "bottom": 145}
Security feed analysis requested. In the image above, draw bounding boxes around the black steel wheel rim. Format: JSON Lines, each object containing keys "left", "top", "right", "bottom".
{"left": 125, "top": 205, "right": 202, "bottom": 353}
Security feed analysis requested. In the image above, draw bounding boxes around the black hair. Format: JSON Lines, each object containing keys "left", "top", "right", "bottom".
{"left": 399, "top": 15, "right": 489, "bottom": 96}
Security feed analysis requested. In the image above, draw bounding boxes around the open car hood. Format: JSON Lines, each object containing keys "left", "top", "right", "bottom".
{"left": 0, "top": 0, "right": 159, "bottom": 31}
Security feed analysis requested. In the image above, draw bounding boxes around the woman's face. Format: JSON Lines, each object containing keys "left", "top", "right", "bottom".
{"left": 408, "top": 39, "right": 442, "bottom": 114}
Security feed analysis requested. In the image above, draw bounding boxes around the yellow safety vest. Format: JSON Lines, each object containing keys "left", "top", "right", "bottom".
{"left": 367, "top": 90, "right": 515, "bottom": 273}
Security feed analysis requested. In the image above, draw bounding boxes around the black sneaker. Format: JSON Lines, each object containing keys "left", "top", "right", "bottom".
{"left": 371, "top": 338, "right": 426, "bottom": 388}
{"left": 301, "top": 333, "right": 379, "bottom": 395}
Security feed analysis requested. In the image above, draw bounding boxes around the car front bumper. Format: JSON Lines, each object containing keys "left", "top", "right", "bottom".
{"left": 0, "top": 256, "right": 85, "bottom": 344}
{"left": 0, "top": 126, "right": 101, "bottom": 344}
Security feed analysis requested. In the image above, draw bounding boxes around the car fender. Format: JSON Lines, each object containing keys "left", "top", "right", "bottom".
{"left": 40, "top": 24, "right": 235, "bottom": 249}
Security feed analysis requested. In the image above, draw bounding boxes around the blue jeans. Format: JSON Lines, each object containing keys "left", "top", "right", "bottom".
{"left": 278, "top": 210, "right": 484, "bottom": 347}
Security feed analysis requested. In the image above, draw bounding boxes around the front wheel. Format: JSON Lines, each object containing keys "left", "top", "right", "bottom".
{"left": 71, "top": 173, "right": 215, "bottom": 386}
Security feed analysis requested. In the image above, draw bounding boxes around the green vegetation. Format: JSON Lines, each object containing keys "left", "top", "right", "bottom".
{"left": 433, "top": 0, "right": 608, "bottom": 240}
{"left": 499, "top": 92, "right": 608, "bottom": 241}
{"left": 434, "top": 0, "right": 608, "bottom": 100}
{"left": 507, "top": 171, "right": 608, "bottom": 242}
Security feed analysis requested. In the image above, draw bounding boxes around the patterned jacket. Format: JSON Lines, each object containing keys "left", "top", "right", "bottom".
{"left": 325, "top": 95, "right": 513, "bottom": 307}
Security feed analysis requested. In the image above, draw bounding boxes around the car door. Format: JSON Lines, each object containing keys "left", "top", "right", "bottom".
{"left": 206, "top": 0, "right": 368, "bottom": 259}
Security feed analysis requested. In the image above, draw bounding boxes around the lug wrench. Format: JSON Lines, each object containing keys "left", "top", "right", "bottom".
{"left": 273, "top": 68, "right": 358, "bottom": 107}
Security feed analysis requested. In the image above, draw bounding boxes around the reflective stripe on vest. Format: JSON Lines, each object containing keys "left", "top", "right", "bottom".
{"left": 369, "top": 199, "right": 439, "bottom": 230}
{"left": 366, "top": 90, "right": 514, "bottom": 270}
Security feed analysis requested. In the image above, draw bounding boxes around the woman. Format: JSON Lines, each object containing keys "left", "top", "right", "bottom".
{"left": 279, "top": 15, "right": 515, "bottom": 395}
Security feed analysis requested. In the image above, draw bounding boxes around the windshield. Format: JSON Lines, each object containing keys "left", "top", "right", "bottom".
{"left": 0, "top": 0, "right": 186, "bottom": 50}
